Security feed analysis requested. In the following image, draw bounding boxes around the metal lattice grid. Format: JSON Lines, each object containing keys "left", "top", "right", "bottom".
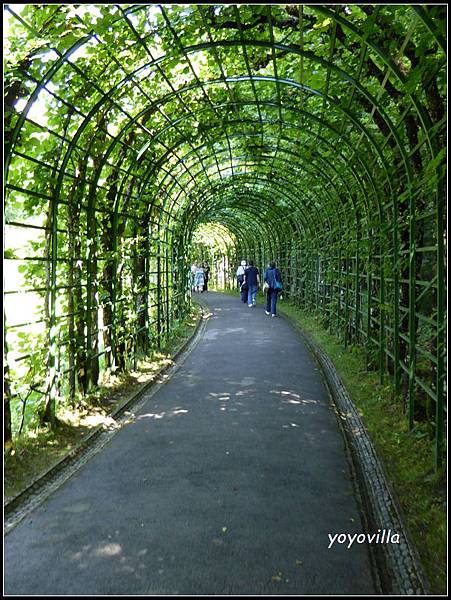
{"left": 4, "top": 4, "right": 446, "bottom": 467}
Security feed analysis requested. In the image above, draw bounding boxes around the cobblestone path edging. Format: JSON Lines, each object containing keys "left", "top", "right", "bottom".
{"left": 280, "top": 311, "right": 431, "bottom": 595}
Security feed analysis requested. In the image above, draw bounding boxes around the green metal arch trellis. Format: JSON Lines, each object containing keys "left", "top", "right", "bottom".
{"left": 4, "top": 4, "right": 446, "bottom": 467}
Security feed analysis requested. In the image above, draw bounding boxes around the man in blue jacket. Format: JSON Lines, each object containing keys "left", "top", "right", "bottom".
{"left": 264, "top": 261, "right": 283, "bottom": 317}
{"left": 244, "top": 260, "right": 260, "bottom": 307}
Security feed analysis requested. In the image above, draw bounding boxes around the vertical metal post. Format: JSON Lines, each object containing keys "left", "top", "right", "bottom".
{"left": 133, "top": 220, "right": 138, "bottom": 370}
{"left": 85, "top": 191, "right": 94, "bottom": 390}
{"left": 144, "top": 222, "right": 151, "bottom": 351}
{"left": 355, "top": 225, "right": 361, "bottom": 344}
{"left": 156, "top": 220, "right": 161, "bottom": 349}
{"left": 408, "top": 194, "right": 417, "bottom": 430}
{"left": 336, "top": 247, "right": 341, "bottom": 332}
{"left": 46, "top": 191, "right": 59, "bottom": 425}
{"left": 392, "top": 214, "right": 401, "bottom": 396}
{"left": 435, "top": 179, "right": 445, "bottom": 468}
{"left": 315, "top": 253, "right": 320, "bottom": 309}
{"left": 365, "top": 229, "right": 372, "bottom": 369}
{"left": 344, "top": 255, "right": 350, "bottom": 348}
{"left": 165, "top": 233, "right": 170, "bottom": 337}
{"left": 379, "top": 248, "right": 385, "bottom": 384}
{"left": 366, "top": 266, "right": 372, "bottom": 369}
{"left": 111, "top": 211, "right": 119, "bottom": 368}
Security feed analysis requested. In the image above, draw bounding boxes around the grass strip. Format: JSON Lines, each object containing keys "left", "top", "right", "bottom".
{"left": 275, "top": 299, "right": 446, "bottom": 595}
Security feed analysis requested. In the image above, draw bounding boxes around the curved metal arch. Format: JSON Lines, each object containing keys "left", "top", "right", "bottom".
{"left": 138, "top": 127, "right": 373, "bottom": 254}
{"left": 4, "top": 33, "right": 91, "bottom": 174}
{"left": 121, "top": 65, "right": 394, "bottom": 180}
{"left": 4, "top": 4, "right": 446, "bottom": 471}
{"left": 114, "top": 100, "right": 386, "bottom": 238}
{"left": 166, "top": 135, "right": 370, "bottom": 229}
{"left": 410, "top": 5, "right": 446, "bottom": 53}
{"left": 156, "top": 133, "right": 370, "bottom": 246}
{"left": 176, "top": 189, "right": 280, "bottom": 252}
{"left": 185, "top": 190, "right": 335, "bottom": 268}
{"left": 168, "top": 34, "right": 435, "bottom": 159}
{"left": 7, "top": 9, "right": 439, "bottom": 213}
{"left": 313, "top": 4, "right": 444, "bottom": 157}
{"left": 80, "top": 73, "right": 399, "bottom": 240}
{"left": 185, "top": 222, "right": 240, "bottom": 280}
{"left": 196, "top": 178, "right": 348, "bottom": 255}
{"left": 130, "top": 142, "right": 321, "bottom": 242}
{"left": 172, "top": 173, "right": 302, "bottom": 234}
{"left": 163, "top": 151, "right": 352, "bottom": 247}
{"left": 172, "top": 176, "right": 308, "bottom": 245}
{"left": 31, "top": 40, "right": 409, "bottom": 215}
{"left": 29, "top": 65, "right": 399, "bottom": 275}
{"left": 164, "top": 170, "right": 334, "bottom": 253}
{"left": 192, "top": 204, "right": 277, "bottom": 244}
{"left": 147, "top": 123, "right": 372, "bottom": 218}
{"left": 135, "top": 96, "right": 386, "bottom": 205}
{"left": 194, "top": 182, "right": 302, "bottom": 234}
{"left": 111, "top": 114, "right": 384, "bottom": 268}
{"left": 190, "top": 209, "right": 281, "bottom": 263}
{"left": 176, "top": 37, "right": 434, "bottom": 164}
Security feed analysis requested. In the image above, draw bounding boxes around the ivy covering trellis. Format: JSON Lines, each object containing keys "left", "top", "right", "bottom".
{"left": 4, "top": 4, "right": 446, "bottom": 468}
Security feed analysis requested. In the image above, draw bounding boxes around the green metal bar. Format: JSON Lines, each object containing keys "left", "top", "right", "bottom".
{"left": 435, "top": 176, "right": 445, "bottom": 468}
{"left": 408, "top": 184, "right": 417, "bottom": 430}
{"left": 156, "top": 220, "right": 162, "bottom": 349}
{"left": 366, "top": 252, "right": 372, "bottom": 370}
{"left": 379, "top": 246, "right": 386, "bottom": 385}
{"left": 355, "top": 220, "right": 361, "bottom": 343}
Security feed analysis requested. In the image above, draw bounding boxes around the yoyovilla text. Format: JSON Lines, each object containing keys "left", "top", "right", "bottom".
{"left": 328, "top": 529, "right": 400, "bottom": 549}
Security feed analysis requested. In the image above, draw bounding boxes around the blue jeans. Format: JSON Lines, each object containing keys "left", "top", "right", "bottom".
{"left": 247, "top": 285, "right": 258, "bottom": 305}
{"left": 266, "top": 289, "right": 278, "bottom": 315}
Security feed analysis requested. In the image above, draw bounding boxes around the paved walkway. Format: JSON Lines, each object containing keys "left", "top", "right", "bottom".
{"left": 5, "top": 292, "right": 378, "bottom": 595}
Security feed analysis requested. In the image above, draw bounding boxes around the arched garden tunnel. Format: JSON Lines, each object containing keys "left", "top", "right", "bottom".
{"left": 4, "top": 4, "right": 446, "bottom": 474}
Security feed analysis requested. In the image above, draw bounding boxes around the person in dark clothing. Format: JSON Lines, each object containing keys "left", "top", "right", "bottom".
{"left": 203, "top": 264, "right": 210, "bottom": 292}
{"left": 264, "top": 261, "right": 283, "bottom": 317}
{"left": 236, "top": 260, "right": 248, "bottom": 302}
{"left": 244, "top": 260, "right": 260, "bottom": 307}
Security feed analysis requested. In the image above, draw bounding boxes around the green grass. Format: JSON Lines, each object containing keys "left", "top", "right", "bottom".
{"left": 275, "top": 300, "right": 446, "bottom": 595}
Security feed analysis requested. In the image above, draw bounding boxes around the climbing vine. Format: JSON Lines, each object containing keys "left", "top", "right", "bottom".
{"left": 4, "top": 4, "right": 446, "bottom": 467}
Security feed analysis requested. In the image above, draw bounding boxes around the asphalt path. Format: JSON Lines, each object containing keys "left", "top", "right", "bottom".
{"left": 4, "top": 292, "right": 378, "bottom": 595}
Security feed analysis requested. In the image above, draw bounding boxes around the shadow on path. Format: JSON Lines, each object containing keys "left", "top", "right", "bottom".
{"left": 5, "top": 292, "right": 379, "bottom": 595}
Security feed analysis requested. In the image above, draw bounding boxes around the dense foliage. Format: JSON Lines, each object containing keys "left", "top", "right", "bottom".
{"left": 4, "top": 5, "right": 446, "bottom": 467}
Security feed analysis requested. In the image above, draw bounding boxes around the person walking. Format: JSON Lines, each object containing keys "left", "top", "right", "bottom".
{"left": 191, "top": 262, "right": 197, "bottom": 292}
{"left": 236, "top": 260, "right": 248, "bottom": 303}
{"left": 194, "top": 263, "right": 205, "bottom": 293}
{"left": 264, "top": 261, "right": 283, "bottom": 317}
{"left": 202, "top": 263, "right": 210, "bottom": 292}
{"left": 244, "top": 260, "right": 260, "bottom": 307}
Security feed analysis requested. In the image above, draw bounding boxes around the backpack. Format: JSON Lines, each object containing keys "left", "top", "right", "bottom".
{"left": 268, "top": 268, "right": 283, "bottom": 291}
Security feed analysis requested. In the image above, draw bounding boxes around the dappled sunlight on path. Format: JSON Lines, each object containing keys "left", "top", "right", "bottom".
{"left": 5, "top": 292, "right": 378, "bottom": 596}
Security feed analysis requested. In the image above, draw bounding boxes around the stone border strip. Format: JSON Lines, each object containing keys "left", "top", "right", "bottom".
{"left": 279, "top": 311, "right": 431, "bottom": 596}
{"left": 4, "top": 304, "right": 210, "bottom": 535}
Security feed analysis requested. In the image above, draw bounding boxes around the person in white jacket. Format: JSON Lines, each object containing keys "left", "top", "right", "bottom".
{"left": 236, "top": 259, "right": 247, "bottom": 302}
